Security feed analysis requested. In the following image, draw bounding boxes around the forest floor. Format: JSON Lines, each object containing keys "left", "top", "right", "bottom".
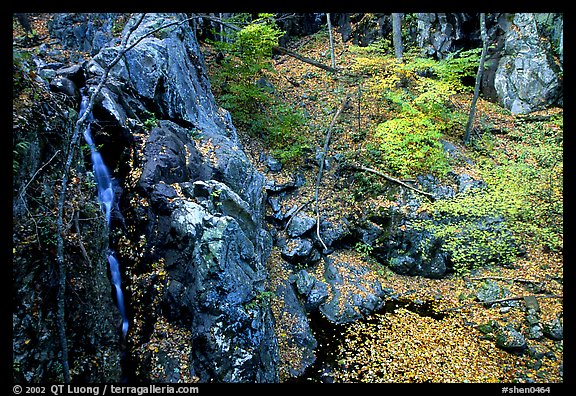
{"left": 15, "top": 14, "right": 563, "bottom": 384}
{"left": 204, "top": 28, "right": 564, "bottom": 383}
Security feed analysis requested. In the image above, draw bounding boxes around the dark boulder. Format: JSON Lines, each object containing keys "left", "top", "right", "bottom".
{"left": 286, "top": 214, "right": 316, "bottom": 237}
{"left": 495, "top": 325, "right": 527, "bottom": 352}
{"left": 49, "top": 76, "right": 80, "bottom": 101}
{"left": 319, "top": 257, "right": 391, "bottom": 324}
{"left": 280, "top": 238, "right": 315, "bottom": 263}
{"left": 543, "top": 316, "right": 563, "bottom": 341}
{"left": 292, "top": 269, "right": 329, "bottom": 311}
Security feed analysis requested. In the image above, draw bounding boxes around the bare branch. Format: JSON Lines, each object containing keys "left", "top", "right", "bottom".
{"left": 345, "top": 164, "right": 435, "bottom": 200}
{"left": 468, "top": 276, "right": 545, "bottom": 285}
{"left": 283, "top": 198, "right": 313, "bottom": 232}
{"left": 445, "top": 294, "right": 563, "bottom": 312}
{"left": 17, "top": 149, "right": 61, "bottom": 203}
{"left": 315, "top": 95, "right": 351, "bottom": 250}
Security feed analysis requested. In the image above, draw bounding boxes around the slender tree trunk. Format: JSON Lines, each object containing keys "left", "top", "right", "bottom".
{"left": 392, "top": 13, "right": 403, "bottom": 61}
{"left": 15, "top": 13, "right": 33, "bottom": 34}
{"left": 327, "top": 13, "right": 336, "bottom": 69}
{"left": 464, "top": 13, "right": 488, "bottom": 145}
{"left": 219, "top": 13, "right": 224, "bottom": 41}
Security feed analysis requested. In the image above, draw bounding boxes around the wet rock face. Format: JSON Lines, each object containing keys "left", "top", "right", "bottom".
{"left": 80, "top": 13, "right": 278, "bottom": 382}
{"left": 138, "top": 121, "right": 212, "bottom": 193}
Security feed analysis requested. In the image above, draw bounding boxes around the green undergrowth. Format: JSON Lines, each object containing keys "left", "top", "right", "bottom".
{"left": 207, "top": 13, "right": 311, "bottom": 165}
{"left": 348, "top": 41, "right": 561, "bottom": 275}
{"left": 412, "top": 119, "right": 563, "bottom": 275}
{"left": 348, "top": 47, "right": 479, "bottom": 180}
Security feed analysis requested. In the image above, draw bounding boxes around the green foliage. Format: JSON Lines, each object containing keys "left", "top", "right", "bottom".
{"left": 13, "top": 50, "right": 33, "bottom": 91}
{"left": 404, "top": 48, "right": 482, "bottom": 92}
{"left": 410, "top": 116, "right": 563, "bottom": 275}
{"left": 374, "top": 115, "right": 450, "bottom": 178}
{"left": 267, "top": 104, "right": 310, "bottom": 164}
{"left": 354, "top": 242, "right": 374, "bottom": 259}
{"left": 142, "top": 110, "right": 158, "bottom": 130}
{"left": 235, "top": 17, "right": 283, "bottom": 63}
{"left": 13, "top": 140, "right": 30, "bottom": 173}
{"left": 351, "top": 51, "right": 476, "bottom": 179}
{"left": 209, "top": 16, "right": 311, "bottom": 165}
{"left": 349, "top": 37, "right": 393, "bottom": 56}
{"left": 473, "top": 120, "right": 563, "bottom": 253}
{"left": 218, "top": 81, "right": 270, "bottom": 133}
{"left": 412, "top": 190, "right": 519, "bottom": 276}
{"left": 245, "top": 290, "right": 275, "bottom": 311}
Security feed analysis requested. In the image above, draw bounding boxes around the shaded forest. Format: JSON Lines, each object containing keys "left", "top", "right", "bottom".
{"left": 13, "top": 12, "right": 563, "bottom": 384}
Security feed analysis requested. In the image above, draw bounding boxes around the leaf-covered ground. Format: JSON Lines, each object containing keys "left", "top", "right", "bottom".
{"left": 204, "top": 25, "right": 563, "bottom": 383}
{"left": 14, "top": 14, "right": 563, "bottom": 384}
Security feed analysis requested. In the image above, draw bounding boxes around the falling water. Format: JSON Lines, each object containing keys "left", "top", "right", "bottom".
{"left": 79, "top": 90, "right": 129, "bottom": 339}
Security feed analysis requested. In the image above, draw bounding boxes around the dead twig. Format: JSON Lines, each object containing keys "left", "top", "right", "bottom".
{"left": 73, "top": 210, "right": 92, "bottom": 267}
{"left": 282, "top": 198, "right": 313, "bottom": 232}
{"left": 345, "top": 164, "right": 435, "bottom": 200}
{"left": 468, "top": 276, "right": 545, "bottom": 285}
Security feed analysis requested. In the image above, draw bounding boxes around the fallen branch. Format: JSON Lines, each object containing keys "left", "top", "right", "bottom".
{"left": 73, "top": 209, "right": 92, "bottom": 267}
{"left": 283, "top": 198, "right": 313, "bottom": 232}
{"left": 273, "top": 46, "right": 339, "bottom": 73}
{"left": 315, "top": 95, "right": 351, "bottom": 250}
{"left": 468, "top": 276, "right": 545, "bottom": 285}
{"left": 446, "top": 294, "right": 563, "bottom": 312}
{"left": 516, "top": 114, "right": 556, "bottom": 123}
{"left": 345, "top": 164, "right": 435, "bottom": 200}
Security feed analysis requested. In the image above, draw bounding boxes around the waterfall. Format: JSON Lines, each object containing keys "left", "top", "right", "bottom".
{"left": 79, "top": 90, "right": 129, "bottom": 339}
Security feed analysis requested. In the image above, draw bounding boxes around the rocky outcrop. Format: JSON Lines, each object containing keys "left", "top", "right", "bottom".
{"left": 415, "top": 13, "right": 480, "bottom": 59}
{"left": 335, "top": 13, "right": 391, "bottom": 47}
{"left": 319, "top": 258, "right": 392, "bottom": 324}
{"left": 47, "top": 13, "right": 119, "bottom": 57}
{"left": 25, "top": 12, "right": 280, "bottom": 383}
{"left": 413, "top": 12, "right": 563, "bottom": 113}
{"left": 78, "top": 13, "right": 279, "bottom": 382}
{"left": 492, "top": 13, "right": 563, "bottom": 114}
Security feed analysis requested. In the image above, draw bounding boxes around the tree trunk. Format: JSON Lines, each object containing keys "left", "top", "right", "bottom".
{"left": 15, "top": 13, "right": 33, "bottom": 34}
{"left": 464, "top": 13, "right": 488, "bottom": 145}
{"left": 327, "top": 13, "right": 336, "bottom": 69}
{"left": 392, "top": 13, "right": 403, "bottom": 61}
